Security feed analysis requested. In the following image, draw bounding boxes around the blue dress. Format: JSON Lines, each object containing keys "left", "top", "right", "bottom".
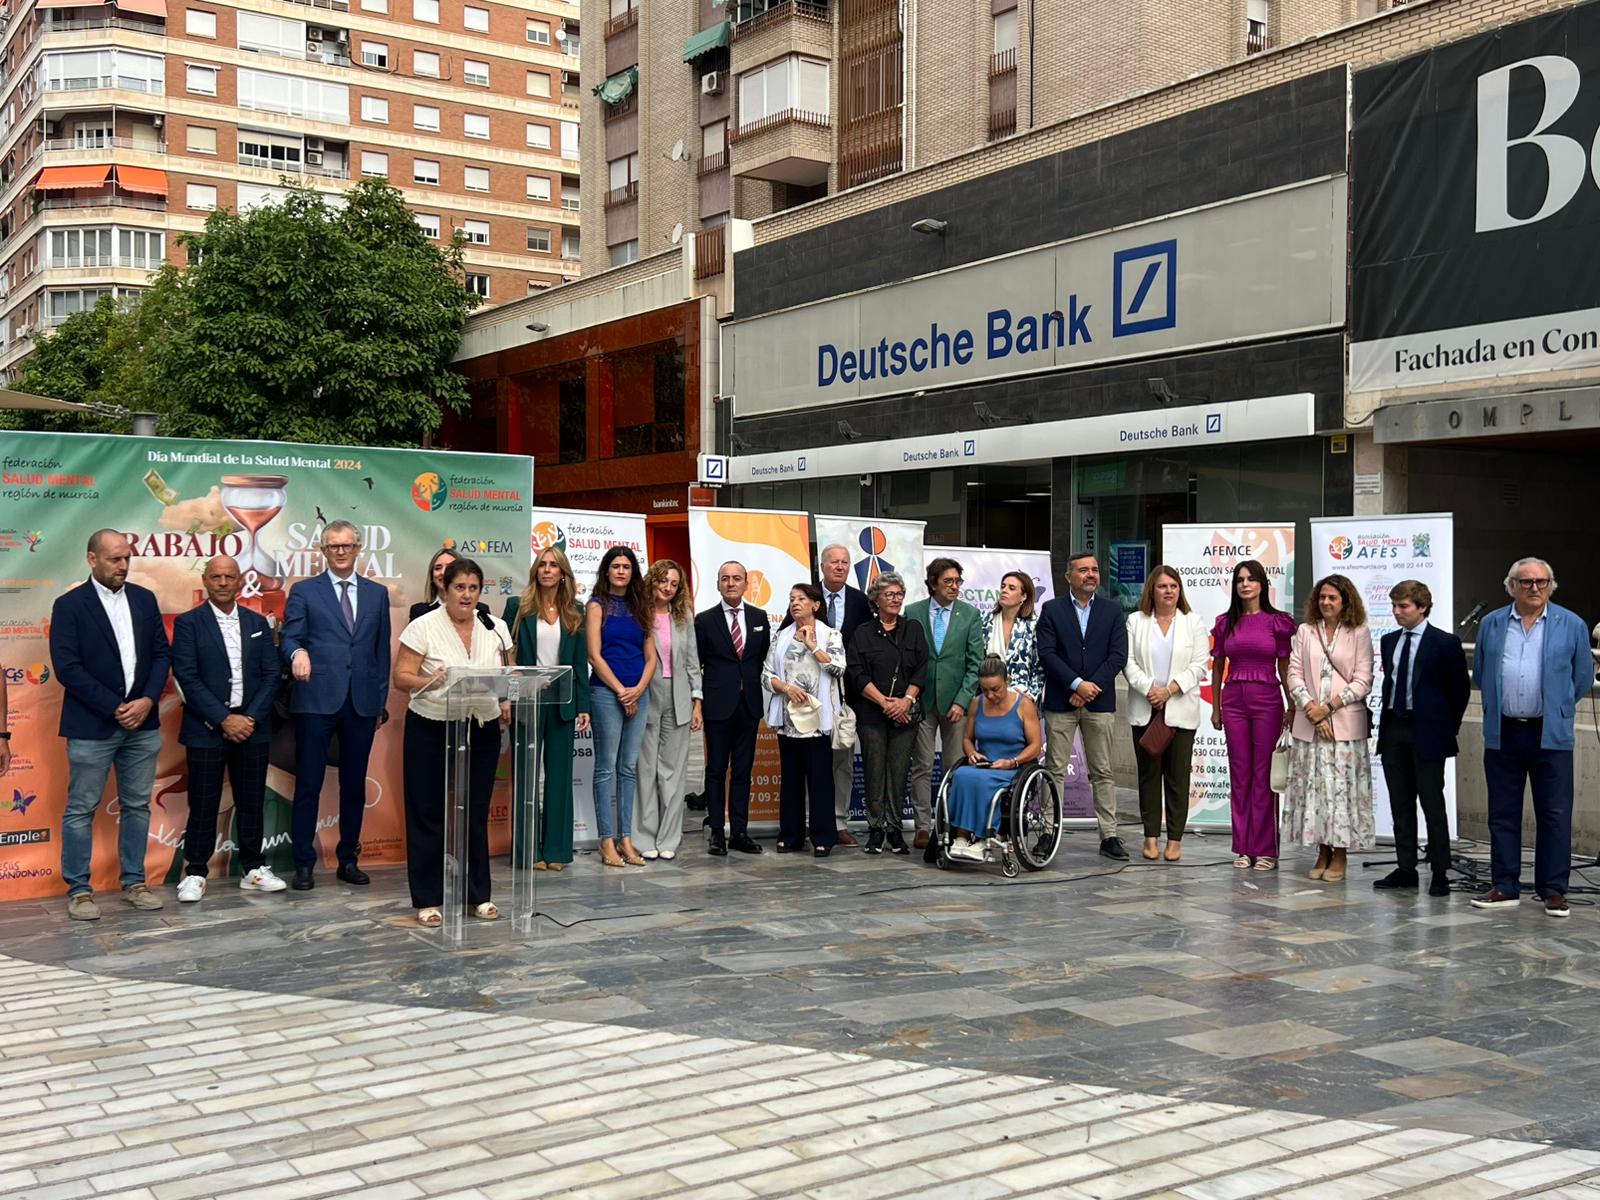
{"left": 947, "top": 694, "right": 1028, "bottom": 835}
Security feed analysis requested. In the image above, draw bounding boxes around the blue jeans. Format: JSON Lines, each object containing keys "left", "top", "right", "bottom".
{"left": 590, "top": 688, "right": 649, "bottom": 842}
{"left": 63, "top": 728, "right": 163, "bottom": 896}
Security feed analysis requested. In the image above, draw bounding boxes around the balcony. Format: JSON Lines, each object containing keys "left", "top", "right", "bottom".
{"left": 697, "top": 149, "right": 728, "bottom": 176}
{"left": 603, "top": 5, "right": 637, "bottom": 35}
{"left": 989, "top": 47, "right": 1015, "bottom": 77}
{"left": 37, "top": 192, "right": 164, "bottom": 212}
{"left": 40, "top": 16, "right": 164, "bottom": 35}
{"left": 733, "top": 0, "right": 828, "bottom": 40}
{"left": 238, "top": 153, "right": 351, "bottom": 180}
{"left": 604, "top": 179, "right": 638, "bottom": 209}
{"left": 44, "top": 136, "right": 164, "bottom": 153}
{"left": 1245, "top": 20, "right": 1271, "bottom": 53}
{"left": 988, "top": 106, "right": 1015, "bottom": 141}
{"left": 729, "top": 109, "right": 830, "bottom": 186}
{"left": 692, "top": 224, "right": 725, "bottom": 280}
{"left": 44, "top": 75, "right": 163, "bottom": 95}
{"left": 283, "top": 0, "right": 351, "bottom": 12}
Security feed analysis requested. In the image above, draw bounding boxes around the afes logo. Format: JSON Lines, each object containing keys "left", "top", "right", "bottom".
{"left": 2, "top": 664, "right": 50, "bottom": 685}
{"left": 1328, "top": 536, "right": 1354, "bottom": 562}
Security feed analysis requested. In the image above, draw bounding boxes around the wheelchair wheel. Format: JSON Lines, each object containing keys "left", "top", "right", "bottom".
{"left": 932, "top": 766, "right": 955, "bottom": 851}
{"left": 1012, "top": 769, "right": 1063, "bottom": 871}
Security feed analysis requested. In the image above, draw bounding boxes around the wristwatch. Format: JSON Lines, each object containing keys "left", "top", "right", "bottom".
{"left": 0, "top": 731, "right": 10, "bottom": 740}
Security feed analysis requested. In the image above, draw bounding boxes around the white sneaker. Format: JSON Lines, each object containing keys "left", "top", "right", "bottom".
{"left": 949, "top": 836, "right": 972, "bottom": 857}
{"left": 177, "top": 875, "right": 206, "bottom": 903}
{"left": 659, "top": 850, "right": 676, "bottom": 861}
{"left": 240, "top": 866, "right": 289, "bottom": 893}
{"left": 956, "top": 839, "right": 988, "bottom": 862}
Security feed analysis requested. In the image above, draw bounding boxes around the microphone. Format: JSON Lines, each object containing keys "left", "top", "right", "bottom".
{"left": 1459, "top": 599, "right": 1487, "bottom": 631}
{"left": 477, "top": 608, "right": 495, "bottom": 631}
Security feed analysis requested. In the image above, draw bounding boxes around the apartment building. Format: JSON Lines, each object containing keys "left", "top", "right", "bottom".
{"left": 0, "top": 0, "right": 584, "bottom": 375}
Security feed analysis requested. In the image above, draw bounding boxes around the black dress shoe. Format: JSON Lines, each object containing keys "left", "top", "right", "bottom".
{"left": 1100, "top": 836, "right": 1130, "bottom": 861}
{"left": 292, "top": 868, "right": 314, "bottom": 891}
{"left": 775, "top": 841, "right": 799, "bottom": 854}
{"left": 336, "top": 864, "right": 371, "bottom": 885}
{"left": 1428, "top": 874, "right": 1451, "bottom": 897}
{"left": 1373, "top": 869, "right": 1419, "bottom": 890}
{"left": 729, "top": 833, "right": 763, "bottom": 854}
{"left": 884, "top": 828, "right": 910, "bottom": 856}
{"left": 708, "top": 829, "right": 728, "bottom": 857}
{"left": 863, "top": 829, "right": 884, "bottom": 855}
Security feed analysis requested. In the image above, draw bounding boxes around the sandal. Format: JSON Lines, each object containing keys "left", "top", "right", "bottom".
{"left": 1234, "top": 856, "right": 1253, "bottom": 870}
{"left": 473, "top": 901, "right": 500, "bottom": 920}
{"left": 547, "top": 862, "right": 565, "bottom": 872}
{"left": 416, "top": 908, "right": 442, "bottom": 928}
{"left": 532, "top": 861, "right": 549, "bottom": 872}
{"left": 1253, "top": 856, "right": 1278, "bottom": 872}
{"left": 619, "top": 839, "right": 646, "bottom": 866}
{"left": 599, "top": 839, "right": 626, "bottom": 869}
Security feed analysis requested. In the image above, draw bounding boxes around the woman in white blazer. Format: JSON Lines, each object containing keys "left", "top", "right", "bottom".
{"left": 1124, "top": 566, "right": 1210, "bottom": 861}
{"left": 634, "top": 560, "right": 703, "bottom": 860}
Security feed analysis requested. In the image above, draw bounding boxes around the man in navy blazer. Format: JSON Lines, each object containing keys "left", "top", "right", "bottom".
{"left": 49, "top": 529, "right": 171, "bottom": 920}
{"left": 1038, "top": 551, "right": 1129, "bottom": 860}
{"left": 1373, "top": 580, "right": 1469, "bottom": 897}
{"left": 695, "top": 561, "right": 769, "bottom": 856}
{"left": 1469, "top": 556, "right": 1594, "bottom": 918}
{"left": 279, "top": 520, "right": 391, "bottom": 890}
{"left": 171, "top": 555, "right": 284, "bottom": 902}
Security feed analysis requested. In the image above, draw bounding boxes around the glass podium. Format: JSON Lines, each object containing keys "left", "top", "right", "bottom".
{"left": 413, "top": 664, "right": 572, "bottom": 949}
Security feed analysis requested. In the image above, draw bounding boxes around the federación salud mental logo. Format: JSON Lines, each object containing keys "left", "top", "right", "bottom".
{"left": 411, "top": 471, "right": 447, "bottom": 512}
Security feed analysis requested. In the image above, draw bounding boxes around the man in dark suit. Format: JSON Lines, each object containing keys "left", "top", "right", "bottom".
{"left": 1038, "top": 551, "right": 1130, "bottom": 860}
{"left": 695, "top": 560, "right": 769, "bottom": 856}
{"left": 50, "top": 529, "right": 171, "bottom": 921}
{"left": 1373, "top": 580, "right": 1470, "bottom": 897}
{"left": 171, "top": 555, "right": 283, "bottom": 902}
{"left": 782, "top": 544, "right": 871, "bottom": 846}
{"left": 280, "top": 520, "right": 391, "bottom": 890}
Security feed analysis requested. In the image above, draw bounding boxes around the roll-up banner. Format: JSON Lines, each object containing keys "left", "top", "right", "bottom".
{"left": 1161, "top": 524, "right": 1297, "bottom": 830}
{"left": 0, "top": 431, "right": 532, "bottom": 900}
{"left": 526, "top": 506, "right": 650, "bottom": 845}
{"left": 1309, "top": 515, "right": 1456, "bottom": 838}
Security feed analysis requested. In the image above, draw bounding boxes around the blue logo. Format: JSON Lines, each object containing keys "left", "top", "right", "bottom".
{"left": 1112, "top": 240, "right": 1178, "bottom": 337}
{"left": 963, "top": 439, "right": 976, "bottom": 456}
{"left": 1205, "top": 413, "right": 1223, "bottom": 434}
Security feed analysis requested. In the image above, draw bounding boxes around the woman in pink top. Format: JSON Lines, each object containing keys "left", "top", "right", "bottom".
{"left": 635, "top": 560, "right": 702, "bottom": 860}
{"left": 1210, "top": 560, "right": 1297, "bottom": 870}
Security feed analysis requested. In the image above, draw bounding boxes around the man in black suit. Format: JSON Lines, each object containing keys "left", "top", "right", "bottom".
{"left": 171, "top": 555, "right": 284, "bottom": 902}
{"left": 695, "top": 560, "right": 769, "bottom": 856}
{"left": 782, "top": 544, "right": 871, "bottom": 846}
{"left": 1373, "top": 579, "right": 1470, "bottom": 897}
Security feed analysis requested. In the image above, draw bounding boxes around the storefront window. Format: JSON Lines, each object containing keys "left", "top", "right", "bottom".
{"left": 609, "top": 340, "right": 687, "bottom": 458}
{"left": 558, "top": 374, "right": 586, "bottom": 465}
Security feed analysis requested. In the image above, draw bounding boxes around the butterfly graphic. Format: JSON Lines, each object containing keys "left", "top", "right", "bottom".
{"left": 5, "top": 789, "right": 36, "bottom": 815}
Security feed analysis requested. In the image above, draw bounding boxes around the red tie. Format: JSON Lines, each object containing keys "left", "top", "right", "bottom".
{"left": 729, "top": 607, "right": 744, "bottom": 658}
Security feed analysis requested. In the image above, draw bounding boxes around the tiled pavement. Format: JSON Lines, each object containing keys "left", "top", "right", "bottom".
{"left": 6, "top": 810, "right": 1600, "bottom": 1196}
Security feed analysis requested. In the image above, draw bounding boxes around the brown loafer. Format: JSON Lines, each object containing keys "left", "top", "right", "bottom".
{"left": 836, "top": 829, "right": 858, "bottom": 847}
{"left": 1545, "top": 894, "right": 1571, "bottom": 918}
{"left": 912, "top": 830, "right": 930, "bottom": 850}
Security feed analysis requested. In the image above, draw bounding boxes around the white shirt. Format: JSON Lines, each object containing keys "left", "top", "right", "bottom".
{"left": 92, "top": 577, "right": 136, "bottom": 697}
{"left": 324, "top": 568, "right": 358, "bottom": 624}
{"left": 1151, "top": 619, "right": 1176, "bottom": 688}
{"left": 211, "top": 602, "right": 244, "bottom": 707}
{"left": 399, "top": 606, "right": 512, "bottom": 723}
{"left": 534, "top": 616, "right": 561, "bottom": 669}
{"left": 822, "top": 585, "right": 848, "bottom": 629}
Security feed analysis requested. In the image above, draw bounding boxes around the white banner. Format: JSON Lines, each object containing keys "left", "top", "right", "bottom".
{"left": 814, "top": 515, "right": 929, "bottom": 603}
{"left": 1350, "top": 308, "right": 1600, "bottom": 397}
{"left": 1310, "top": 514, "right": 1456, "bottom": 839}
{"left": 1162, "top": 523, "right": 1297, "bottom": 829}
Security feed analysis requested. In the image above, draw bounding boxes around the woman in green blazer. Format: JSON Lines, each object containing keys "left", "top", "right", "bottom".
{"left": 503, "top": 546, "right": 591, "bottom": 869}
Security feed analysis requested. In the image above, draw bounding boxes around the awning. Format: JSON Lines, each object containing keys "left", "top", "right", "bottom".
{"left": 36, "top": 0, "right": 110, "bottom": 8}
{"left": 116, "top": 165, "right": 168, "bottom": 196}
{"left": 593, "top": 66, "right": 638, "bottom": 104}
{"left": 114, "top": 0, "right": 167, "bottom": 15}
{"left": 36, "top": 165, "right": 112, "bottom": 190}
{"left": 682, "top": 20, "right": 730, "bottom": 64}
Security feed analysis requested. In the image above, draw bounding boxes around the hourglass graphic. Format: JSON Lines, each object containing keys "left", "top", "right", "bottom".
{"left": 221, "top": 474, "right": 289, "bottom": 589}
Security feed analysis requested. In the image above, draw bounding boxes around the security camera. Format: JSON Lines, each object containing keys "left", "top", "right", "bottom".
{"left": 859, "top": 474, "right": 873, "bottom": 487}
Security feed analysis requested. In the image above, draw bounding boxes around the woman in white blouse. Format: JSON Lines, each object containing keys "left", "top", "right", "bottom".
{"left": 1123, "top": 566, "right": 1210, "bottom": 862}
{"left": 763, "top": 584, "right": 847, "bottom": 857}
{"left": 393, "top": 558, "right": 513, "bottom": 928}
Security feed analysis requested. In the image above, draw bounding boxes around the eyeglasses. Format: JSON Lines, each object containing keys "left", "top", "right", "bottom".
{"left": 324, "top": 542, "right": 360, "bottom": 553}
{"left": 879, "top": 590, "right": 905, "bottom": 600}
{"left": 1513, "top": 578, "right": 1552, "bottom": 590}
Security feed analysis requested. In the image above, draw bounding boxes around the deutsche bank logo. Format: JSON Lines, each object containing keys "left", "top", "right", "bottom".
{"left": 797, "top": 456, "right": 807, "bottom": 472}
{"left": 963, "top": 439, "right": 976, "bottom": 456}
{"left": 1112, "top": 240, "right": 1178, "bottom": 337}
{"left": 1206, "top": 413, "right": 1223, "bottom": 434}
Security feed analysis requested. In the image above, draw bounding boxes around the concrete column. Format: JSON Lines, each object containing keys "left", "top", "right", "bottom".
{"left": 1351, "top": 431, "right": 1407, "bottom": 516}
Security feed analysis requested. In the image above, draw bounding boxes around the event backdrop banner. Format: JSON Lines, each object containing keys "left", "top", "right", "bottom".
{"left": 1162, "top": 523, "right": 1297, "bottom": 829}
{"left": 0, "top": 430, "right": 533, "bottom": 901}
{"left": 525, "top": 506, "right": 649, "bottom": 844}
{"left": 687, "top": 507, "right": 812, "bottom": 825}
{"left": 1310, "top": 514, "right": 1456, "bottom": 839}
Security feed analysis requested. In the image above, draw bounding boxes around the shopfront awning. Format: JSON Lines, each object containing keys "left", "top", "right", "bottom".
{"left": 593, "top": 66, "right": 638, "bottom": 104}
{"left": 682, "top": 20, "right": 730, "bottom": 64}
{"left": 36, "top": 165, "right": 112, "bottom": 190}
{"left": 116, "top": 165, "right": 168, "bottom": 196}
{"left": 114, "top": 0, "right": 168, "bottom": 16}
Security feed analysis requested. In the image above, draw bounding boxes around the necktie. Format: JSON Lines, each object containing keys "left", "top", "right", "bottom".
{"left": 340, "top": 580, "right": 355, "bottom": 634}
{"left": 828, "top": 591, "right": 840, "bottom": 631}
{"left": 1392, "top": 630, "right": 1412, "bottom": 711}
{"left": 729, "top": 607, "right": 743, "bottom": 658}
{"left": 933, "top": 605, "right": 948, "bottom": 654}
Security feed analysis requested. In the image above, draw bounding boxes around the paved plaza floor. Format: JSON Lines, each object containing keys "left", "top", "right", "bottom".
{"left": 5, "top": 809, "right": 1600, "bottom": 1198}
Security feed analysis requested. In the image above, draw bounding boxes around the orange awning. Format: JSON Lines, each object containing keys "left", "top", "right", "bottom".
{"left": 116, "top": 165, "right": 168, "bottom": 196}
{"left": 36, "top": 165, "right": 112, "bottom": 190}
{"left": 37, "top": 0, "right": 109, "bottom": 8}
{"left": 113, "top": 0, "right": 167, "bottom": 15}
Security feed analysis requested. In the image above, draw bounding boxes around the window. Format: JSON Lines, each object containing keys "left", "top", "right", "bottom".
{"left": 238, "top": 131, "right": 303, "bottom": 171}
{"left": 415, "top": 212, "right": 440, "bottom": 239}
{"left": 563, "top": 228, "right": 580, "bottom": 258}
{"left": 187, "top": 183, "right": 218, "bottom": 210}
{"left": 413, "top": 0, "right": 439, "bottom": 21}
{"left": 185, "top": 9, "right": 216, "bottom": 37}
{"left": 463, "top": 219, "right": 489, "bottom": 244}
{"left": 360, "top": 41, "right": 388, "bottom": 67}
{"left": 526, "top": 122, "right": 551, "bottom": 149}
{"left": 611, "top": 239, "right": 639, "bottom": 265}
{"left": 526, "top": 19, "right": 550, "bottom": 43}
{"left": 74, "top": 123, "right": 113, "bottom": 148}
{"left": 185, "top": 64, "right": 217, "bottom": 95}
{"left": 607, "top": 152, "right": 638, "bottom": 195}
{"left": 561, "top": 180, "right": 580, "bottom": 210}
{"left": 464, "top": 112, "right": 490, "bottom": 139}
{"left": 120, "top": 229, "right": 164, "bottom": 269}
{"left": 361, "top": 96, "right": 388, "bottom": 123}
{"left": 49, "top": 228, "right": 113, "bottom": 268}
{"left": 701, "top": 118, "right": 727, "bottom": 160}
{"left": 360, "top": 0, "right": 386, "bottom": 11}
{"left": 47, "top": 289, "right": 112, "bottom": 325}
{"left": 992, "top": 9, "right": 1017, "bottom": 56}
{"left": 237, "top": 12, "right": 308, "bottom": 58}
{"left": 43, "top": 50, "right": 165, "bottom": 94}
{"left": 413, "top": 158, "right": 439, "bottom": 185}
{"left": 463, "top": 5, "right": 488, "bottom": 31}
{"left": 237, "top": 182, "right": 292, "bottom": 211}
{"left": 360, "top": 150, "right": 388, "bottom": 176}
{"left": 463, "top": 59, "right": 489, "bottom": 86}
{"left": 525, "top": 71, "right": 551, "bottom": 98}
{"left": 560, "top": 120, "right": 579, "bottom": 159}
{"left": 609, "top": 0, "right": 633, "bottom": 16}
{"left": 466, "top": 273, "right": 490, "bottom": 298}
{"left": 414, "top": 51, "right": 440, "bottom": 78}
{"left": 526, "top": 175, "right": 550, "bottom": 201}
{"left": 737, "top": 55, "right": 828, "bottom": 125}
{"left": 186, "top": 125, "right": 217, "bottom": 154}
{"left": 526, "top": 227, "right": 550, "bottom": 253}
{"left": 413, "top": 104, "right": 440, "bottom": 132}
{"left": 238, "top": 67, "right": 349, "bottom": 121}
{"left": 464, "top": 166, "right": 489, "bottom": 191}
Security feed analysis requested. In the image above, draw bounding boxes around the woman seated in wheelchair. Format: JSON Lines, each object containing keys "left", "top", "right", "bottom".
{"left": 946, "top": 655, "right": 1043, "bottom": 861}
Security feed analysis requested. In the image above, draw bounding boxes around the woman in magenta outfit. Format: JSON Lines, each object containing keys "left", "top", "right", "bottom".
{"left": 1210, "top": 560, "right": 1297, "bottom": 871}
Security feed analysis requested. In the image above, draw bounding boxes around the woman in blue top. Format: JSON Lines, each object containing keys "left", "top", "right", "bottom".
{"left": 945, "top": 656, "right": 1043, "bottom": 861}
{"left": 586, "top": 545, "right": 658, "bottom": 869}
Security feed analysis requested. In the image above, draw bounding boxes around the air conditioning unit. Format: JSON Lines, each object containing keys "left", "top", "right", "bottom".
{"left": 306, "top": 137, "right": 325, "bottom": 152}
{"left": 307, "top": 26, "right": 324, "bottom": 40}
{"left": 305, "top": 149, "right": 324, "bottom": 165}
{"left": 306, "top": 40, "right": 322, "bottom": 54}
{"left": 701, "top": 71, "right": 722, "bottom": 96}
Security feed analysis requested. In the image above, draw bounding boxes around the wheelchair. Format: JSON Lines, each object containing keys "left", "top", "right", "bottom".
{"left": 930, "top": 758, "right": 1063, "bottom": 877}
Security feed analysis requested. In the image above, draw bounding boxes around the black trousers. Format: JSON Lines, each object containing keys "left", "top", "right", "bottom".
{"left": 403, "top": 711, "right": 501, "bottom": 909}
{"left": 184, "top": 739, "right": 271, "bottom": 876}
{"left": 1379, "top": 715, "right": 1451, "bottom": 876}
{"left": 291, "top": 693, "right": 378, "bottom": 869}
{"left": 857, "top": 716, "right": 916, "bottom": 832}
{"left": 703, "top": 709, "right": 759, "bottom": 836}
{"left": 1131, "top": 725, "right": 1196, "bottom": 840}
{"left": 778, "top": 734, "right": 836, "bottom": 851}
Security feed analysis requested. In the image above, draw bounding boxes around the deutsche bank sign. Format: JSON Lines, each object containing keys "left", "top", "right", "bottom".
{"left": 727, "top": 179, "right": 1344, "bottom": 416}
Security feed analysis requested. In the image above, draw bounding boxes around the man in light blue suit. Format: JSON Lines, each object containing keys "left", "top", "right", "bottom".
{"left": 1470, "top": 556, "right": 1594, "bottom": 918}
{"left": 280, "top": 520, "right": 391, "bottom": 890}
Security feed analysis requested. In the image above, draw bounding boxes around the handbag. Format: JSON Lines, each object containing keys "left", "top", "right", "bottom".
{"left": 831, "top": 673, "right": 858, "bottom": 750}
{"left": 1138, "top": 708, "right": 1175, "bottom": 757}
{"left": 888, "top": 625, "right": 924, "bottom": 725}
{"left": 1269, "top": 731, "right": 1293, "bottom": 793}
